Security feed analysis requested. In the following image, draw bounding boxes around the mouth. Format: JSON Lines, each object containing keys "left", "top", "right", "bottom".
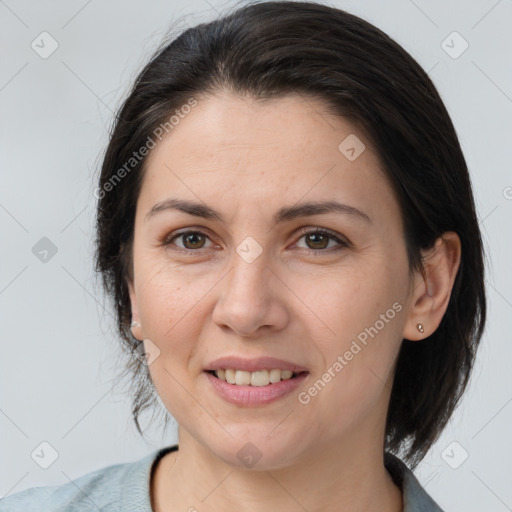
{"left": 204, "top": 368, "right": 310, "bottom": 406}
{"left": 205, "top": 369, "right": 309, "bottom": 387}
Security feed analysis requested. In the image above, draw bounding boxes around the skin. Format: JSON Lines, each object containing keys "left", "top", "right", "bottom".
{"left": 128, "top": 91, "right": 461, "bottom": 512}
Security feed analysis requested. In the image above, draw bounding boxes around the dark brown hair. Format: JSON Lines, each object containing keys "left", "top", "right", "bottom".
{"left": 94, "top": 0, "right": 486, "bottom": 469}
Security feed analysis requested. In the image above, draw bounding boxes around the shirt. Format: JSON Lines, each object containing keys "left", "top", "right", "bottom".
{"left": 0, "top": 444, "right": 445, "bottom": 511}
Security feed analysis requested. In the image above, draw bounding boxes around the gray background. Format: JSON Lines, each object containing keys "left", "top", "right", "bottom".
{"left": 1, "top": 0, "right": 511, "bottom": 509}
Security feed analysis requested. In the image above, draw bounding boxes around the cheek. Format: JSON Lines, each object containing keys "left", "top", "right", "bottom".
{"left": 307, "top": 262, "right": 405, "bottom": 392}
{"left": 303, "top": 296, "right": 403, "bottom": 436}
{"left": 136, "top": 269, "right": 206, "bottom": 420}
{"left": 309, "top": 261, "right": 404, "bottom": 341}
{"left": 134, "top": 265, "right": 208, "bottom": 367}
{"left": 136, "top": 256, "right": 212, "bottom": 329}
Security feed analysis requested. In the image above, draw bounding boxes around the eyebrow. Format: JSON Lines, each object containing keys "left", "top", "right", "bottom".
{"left": 145, "top": 198, "right": 371, "bottom": 225}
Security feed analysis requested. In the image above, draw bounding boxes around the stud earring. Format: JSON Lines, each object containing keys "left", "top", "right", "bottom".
{"left": 416, "top": 323, "right": 425, "bottom": 333}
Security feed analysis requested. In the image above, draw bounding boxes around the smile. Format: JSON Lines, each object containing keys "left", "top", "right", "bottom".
{"left": 204, "top": 370, "right": 309, "bottom": 406}
{"left": 210, "top": 368, "right": 304, "bottom": 386}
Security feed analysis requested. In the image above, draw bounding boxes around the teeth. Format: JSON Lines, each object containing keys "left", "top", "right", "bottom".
{"left": 225, "top": 369, "right": 236, "bottom": 384}
{"left": 236, "top": 370, "right": 251, "bottom": 386}
{"left": 269, "top": 368, "right": 282, "bottom": 383}
{"left": 214, "top": 369, "right": 296, "bottom": 386}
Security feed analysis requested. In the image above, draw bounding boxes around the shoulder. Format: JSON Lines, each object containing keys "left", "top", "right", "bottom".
{"left": 0, "top": 446, "right": 177, "bottom": 512}
{"left": 384, "top": 452, "right": 445, "bottom": 512}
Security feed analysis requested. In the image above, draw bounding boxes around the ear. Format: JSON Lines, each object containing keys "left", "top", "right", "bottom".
{"left": 127, "top": 278, "right": 143, "bottom": 341}
{"left": 403, "top": 232, "right": 461, "bottom": 341}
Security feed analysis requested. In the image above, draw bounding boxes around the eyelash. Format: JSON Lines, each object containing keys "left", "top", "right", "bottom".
{"left": 161, "top": 227, "right": 350, "bottom": 255}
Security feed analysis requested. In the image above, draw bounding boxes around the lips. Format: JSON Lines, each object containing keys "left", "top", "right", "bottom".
{"left": 204, "top": 356, "right": 308, "bottom": 373}
{"left": 205, "top": 369, "right": 309, "bottom": 406}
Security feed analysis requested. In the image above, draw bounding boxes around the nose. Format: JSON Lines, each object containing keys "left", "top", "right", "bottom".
{"left": 211, "top": 250, "right": 289, "bottom": 338}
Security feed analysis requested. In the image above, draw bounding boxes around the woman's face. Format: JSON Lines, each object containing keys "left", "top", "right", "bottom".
{"left": 128, "top": 92, "right": 418, "bottom": 468}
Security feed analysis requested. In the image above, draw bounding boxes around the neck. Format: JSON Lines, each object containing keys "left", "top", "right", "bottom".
{"left": 151, "top": 429, "right": 403, "bottom": 512}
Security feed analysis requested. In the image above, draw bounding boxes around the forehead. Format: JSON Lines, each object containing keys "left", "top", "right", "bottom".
{"left": 138, "top": 92, "right": 398, "bottom": 226}
{"left": 147, "top": 92, "right": 372, "bottom": 163}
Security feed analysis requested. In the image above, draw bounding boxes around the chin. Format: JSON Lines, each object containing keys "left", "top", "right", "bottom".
{"left": 201, "top": 430, "right": 307, "bottom": 471}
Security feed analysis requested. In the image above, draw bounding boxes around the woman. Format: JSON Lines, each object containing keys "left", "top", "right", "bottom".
{"left": 1, "top": 1, "right": 486, "bottom": 511}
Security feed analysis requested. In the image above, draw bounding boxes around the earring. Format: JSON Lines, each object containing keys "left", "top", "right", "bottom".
{"left": 131, "top": 321, "right": 141, "bottom": 328}
{"left": 416, "top": 323, "right": 425, "bottom": 333}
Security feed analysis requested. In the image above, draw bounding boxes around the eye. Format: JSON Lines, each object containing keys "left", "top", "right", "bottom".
{"left": 162, "top": 230, "right": 215, "bottom": 252}
{"left": 161, "top": 227, "right": 349, "bottom": 254}
{"left": 294, "top": 227, "right": 349, "bottom": 252}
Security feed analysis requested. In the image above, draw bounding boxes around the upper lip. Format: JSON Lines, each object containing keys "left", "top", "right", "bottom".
{"left": 205, "top": 356, "right": 308, "bottom": 373}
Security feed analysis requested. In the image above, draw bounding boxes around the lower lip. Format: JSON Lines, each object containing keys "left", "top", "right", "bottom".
{"left": 204, "top": 371, "right": 308, "bottom": 406}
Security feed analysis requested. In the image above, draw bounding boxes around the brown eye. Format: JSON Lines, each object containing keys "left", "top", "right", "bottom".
{"left": 295, "top": 228, "right": 349, "bottom": 252}
{"left": 181, "top": 232, "right": 206, "bottom": 249}
{"left": 305, "top": 232, "right": 330, "bottom": 250}
{"left": 164, "top": 230, "right": 212, "bottom": 251}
